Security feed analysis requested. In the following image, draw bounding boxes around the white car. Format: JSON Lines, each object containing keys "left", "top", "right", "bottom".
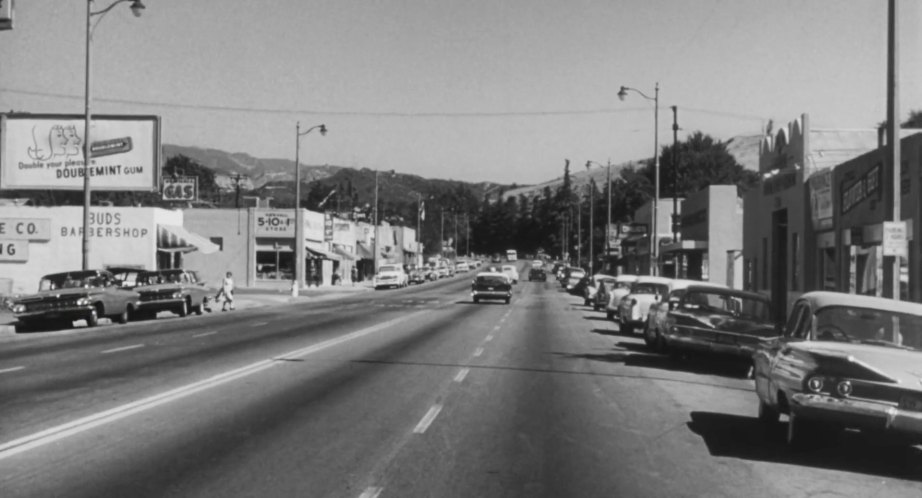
{"left": 501, "top": 264, "right": 519, "bottom": 284}
{"left": 616, "top": 276, "right": 675, "bottom": 334}
{"left": 605, "top": 274, "right": 639, "bottom": 320}
{"left": 373, "top": 264, "right": 409, "bottom": 290}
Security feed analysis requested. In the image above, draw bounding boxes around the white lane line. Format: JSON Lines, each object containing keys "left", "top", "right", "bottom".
{"left": 485, "top": 335, "right": 493, "bottom": 342}
{"left": 100, "top": 344, "right": 144, "bottom": 355}
{"left": 250, "top": 321, "right": 268, "bottom": 326}
{"left": 0, "top": 310, "right": 429, "bottom": 461}
{"left": 413, "top": 404, "right": 443, "bottom": 434}
{"left": 192, "top": 331, "right": 218, "bottom": 338}
{"left": 358, "top": 487, "right": 383, "bottom": 498}
{"left": 473, "top": 347, "right": 484, "bottom": 357}
{"left": 493, "top": 325, "right": 501, "bottom": 331}
{"left": 0, "top": 366, "right": 25, "bottom": 374}
{"left": 453, "top": 368, "right": 470, "bottom": 383}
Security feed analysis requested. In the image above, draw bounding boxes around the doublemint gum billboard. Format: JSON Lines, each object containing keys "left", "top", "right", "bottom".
{"left": 0, "top": 113, "right": 160, "bottom": 191}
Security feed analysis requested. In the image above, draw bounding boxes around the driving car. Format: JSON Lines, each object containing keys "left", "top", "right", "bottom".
{"left": 616, "top": 276, "right": 674, "bottom": 334}
{"left": 528, "top": 267, "right": 547, "bottom": 282}
{"left": 11, "top": 270, "right": 142, "bottom": 331}
{"left": 373, "top": 264, "right": 409, "bottom": 289}
{"left": 582, "top": 274, "right": 616, "bottom": 306}
{"left": 753, "top": 291, "right": 922, "bottom": 448}
{"left": 604, "top": 274, "right": 639, "bottom": 320}
{"left": 501, "top": 264, "right": 519, "bottom": 284}
{"left": 471, "top": 272, "right": 512, "bottom": 304}
{"left": 132, "top": 269, "right": 215, "bottom": 319}
{"left": 650, "top": 286, "right": 775, "bottom": 362}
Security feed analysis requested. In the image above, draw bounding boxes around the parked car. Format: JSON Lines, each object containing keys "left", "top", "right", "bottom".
{"left": 604, "top": 275, "right": 639, "bottom": 319}
{"left": 133, "top": 269, "right": 215, "bottom": 319}
{"left": 455, "top": 261, "right": 470, "bottom": 272}
{"left": 643, "top": 280, "right": 730, "bottom": 350}
{"left": 582, "top": 274, "right": 616, "bottom": 306}
{"left": 11, "top": 270, "right": 141, "bottom": 331}
{"left": 501, "top": 264, "right": 519, "bottom": 284}
{"left": 408, "top": 268, "right": 427, "bottom": 285}
{"left": 650, "top": 286, "right": 775, "bottom": 363}
{"left": 561, "top": 267, "right": 586, "bottom": 292}
{"left": 753, "top": 291, "right": 922, "bottom": 448}
{"left": 471, "top": 272, "right": 512, "bottom": 304}
{"left": 373, "top": 264, "right": 409, "bottom": 289}
{"left": 531, "top": 259, "right": 544, "bottom": 269}
{"left": 528, "top": 268, "right": 547, "bottom": 282}
{"left": 616, "top": 276, "right": 675, "bottom": 334}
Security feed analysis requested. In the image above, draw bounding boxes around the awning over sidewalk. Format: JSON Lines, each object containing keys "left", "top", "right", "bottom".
{"left": 356, "top": 242, "right": 374, "bottom": 259}
{"left": 158, "top": 224, "right": 220, "bottom": 254}
{"left": 305, "top": 241, "right": 341, "bottom": 260}
{"left": 332, "top": 245, "right": 356, "bottom": 260}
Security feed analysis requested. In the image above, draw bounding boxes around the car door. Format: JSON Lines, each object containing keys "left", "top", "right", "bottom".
{"left": 755, "top": 300, "right": 810, "bottom": 402}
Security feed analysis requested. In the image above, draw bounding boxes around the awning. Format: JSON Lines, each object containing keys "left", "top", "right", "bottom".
{"left": 158, "top": 224, "right": 220, "bottom": 255}
{"left": 332, "top": 245, "right": 357, "bottom": 260}
{"left": 660, "top": 240, "right": 709, "bottom": 254}
{"left": 356, "top": 242, "right": 374, "bottom": 260}
{"left": 305, "top": 241, "right": 341, "bottom": 260}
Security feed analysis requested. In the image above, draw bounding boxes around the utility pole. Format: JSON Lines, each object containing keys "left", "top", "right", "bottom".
{"left": 440, "top": 209, "right": 445, "bottom": 257}
{"left": 606, "top": 160, "right": 611, "bottom": 268}
{"left": 884, "top": 0, "right": 901, "bottom": 300}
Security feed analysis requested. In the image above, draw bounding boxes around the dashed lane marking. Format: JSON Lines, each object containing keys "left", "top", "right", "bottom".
{"left": 250, "top": 321, "right": 268, "bottom": 326}
{"left": 0, "top": 366, "right": 25, "bottom": 374}
{"left": 359, "top": 486, "right": 383, "bottom": 498}
{"left": 453, "top": 368, "right": 470, "bottom": 383}
{"left": 192, "top": 331, "right": 218, "bottom": 338}
{"left": 101, "top": 344, "right": 145, "bottom": 354}
{"left": 413, "top": 404, "right": 443, "bottom": 434}
{"left": 473, "top": 347, "right": 484, "bottom": 357}
{"left": 485, "top": 335, "right": 493, "bottom": 342}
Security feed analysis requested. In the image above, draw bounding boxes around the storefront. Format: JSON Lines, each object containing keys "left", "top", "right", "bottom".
{"left": 621, "top": 198, "right": 678, "bottom": 277}
{"left": 660, "top": 185, "right": 741, "bottom": 287}
{"left": 0, "top": 206, "right": 218, "bottom": 295}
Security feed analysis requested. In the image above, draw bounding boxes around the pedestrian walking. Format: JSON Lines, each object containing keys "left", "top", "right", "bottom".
{"left": 350, "top": 266, "right": 358, "bottom": 286}
{"left": 215, "top": 271, "right": 235, "bottom": 311}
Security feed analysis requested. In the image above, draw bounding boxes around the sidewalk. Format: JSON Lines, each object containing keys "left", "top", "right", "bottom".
{"left": 0, "top": 282, "right": 373, "bottom": 336}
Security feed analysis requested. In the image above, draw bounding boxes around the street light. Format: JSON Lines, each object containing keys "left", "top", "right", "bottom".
{"left": 82, "top": 0, "right": 146, "bottom": 270}
{"left": 583, "top": 162, "right": 596, "bottom": 274}
{"left": 618, "top": 82, "right": 660, "bottom": 276}
{"left": 294, "top": 122, "right": 327, "bottom": 294}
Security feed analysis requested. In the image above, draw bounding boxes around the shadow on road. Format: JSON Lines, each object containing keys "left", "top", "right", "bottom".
{"left": 590, "top": 327, "right": 619, "bottom": 337}
{"left": 583, "top": 315, "right": 610, "bottom": 322}
{"left": 687, "top": 411, "right": 922, "bottom": 481}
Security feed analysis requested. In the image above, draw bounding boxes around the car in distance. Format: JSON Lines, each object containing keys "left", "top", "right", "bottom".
{"left": 455, "top": 261, "right": 470, "bottom": 273}
{"left": 373, "top": 264, "right": 409, "bottom": 289}
{"left": 500, "top": 264, "right": 520, "bottom": 284}
{"left": 753, "top": 291, "right": 922, "bottom": 447}
{"left": 408, "top": 267, "right": 428, "bottom": 285}
{"left": 561, "top": 267, "right": 586, "bottom": 292}
{"left": 471, "top": 272, "right": 512, "bottom": 304}
{"left": 653, "top": 286, "right": 775, "bottom": 363}
{"left": 11, "top": 270, "right": 141, "bottom": 331}
{"left": 604, "top": 275, "right": 639, "bottom": 320}
{"left": 583, "top": 274, "right": 616, "bottom": 306}
{"left": 133, "top": 269, "right": 215, "bottom": 319}
{"left": 528, "top": 267, "right": 547, "bottom": 282}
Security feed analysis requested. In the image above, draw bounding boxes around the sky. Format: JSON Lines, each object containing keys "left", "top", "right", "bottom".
{"left": 1, "top": 0, "right": 921, "bottom": 185}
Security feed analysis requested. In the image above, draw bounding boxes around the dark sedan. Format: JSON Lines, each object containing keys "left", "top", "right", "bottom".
{"left": 528, "top": 268, "right": 547, "bottom": 282}
{"left": 471, "top": 272, "right": 512, "bottom": 304}
{"left": 11, "top": 270, "right": 141, "bottom": 331}
{"left": 132, "top": 269, "right": 215, "bottom": 319}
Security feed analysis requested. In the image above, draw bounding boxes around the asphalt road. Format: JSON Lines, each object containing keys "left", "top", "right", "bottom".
{"left": 2, "top": 265, "right": 922, "bottom": 497}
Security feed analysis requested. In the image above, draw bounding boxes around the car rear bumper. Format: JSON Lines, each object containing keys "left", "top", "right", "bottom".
{"left": 472, "top": 290, "right": 511, "bottom": 300}
{"left": 791, "top": 393, "right": 922, "bottom": 436}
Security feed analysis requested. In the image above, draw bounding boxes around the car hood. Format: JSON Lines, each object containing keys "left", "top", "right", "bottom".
{"left": 790, "top": 341, "right": 922, "bottom": 386}
{"left": 673, "top": 311, "right": 777, "bottom": 337}
{"left": 14, "top": 288, "right": 97, "bottom": 302}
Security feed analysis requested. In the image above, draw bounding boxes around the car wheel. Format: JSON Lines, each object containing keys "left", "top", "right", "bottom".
{"left": 86, "top": 306, "right": 100, "bottom": 327}
{"left": 196, "top": 299, "right": 205, "bottom": 315}
{"left": 606, "top": 311, "right": 613, "bottom": 320}
{"left": 620, "top": 320, "right": 633, "bottom": 335}
{"left": 15, "top": 320, "right": 33, "bottom": 333}
{"left": 177, "top": 298, "right": 189, "bottom": 317}
{"left": 786, "top": 413, "right": 810, "bottom": 448}
{"left": 643, "top": 324, "right": 654, "bottom": 347}
{"left": 505, "top": 297, "right": 510, "bottom": 304}
{"left": 473, "top": 297, "right": 480, "bottom": 304}
{"left": 116, "top": 307, "right": 130, "bottom": 324}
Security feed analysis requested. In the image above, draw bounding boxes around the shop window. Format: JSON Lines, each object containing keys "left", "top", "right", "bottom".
{"left": 256, "top": 247, "right": 294, "bottom": 281}
{"left": 791, "top": 233, "right": 800, "bottom": 291}
{"left": 210, "top": 237, "right": 224, "bottom": 251}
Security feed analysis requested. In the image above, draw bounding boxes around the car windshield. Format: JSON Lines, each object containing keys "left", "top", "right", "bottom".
{"left": 476, "top": 275, "right": 507, "bottom": 286}
{"left": 814, "top": 306, "right": 922, "bottom": 350}
{"left": 682, "top": 291, "right": 772, "bottom": 321}
{"left": 138, "top": 271, "right": 185, "bottom": 285}
{"left": 614, "top": 281, "right": 633, "bottom": 289}
{"left": 632, "top": 283, "right": 668, "bottom": 295}
{"left": 379, "top": 265, "right": 400, "bottom": 273}
{"left": 39, "top": 273, "right": 106, "bottom": 290}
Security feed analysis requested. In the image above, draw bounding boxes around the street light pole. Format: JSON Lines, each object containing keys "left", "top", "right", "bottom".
{"left": 618, "top": 82, "right": 660, "bottom": 276}
{"left": 82, "top": 0, "right": 145, "bottom": 270}
{"left": 294, "top": 122, "right": 327, "bottom": 295}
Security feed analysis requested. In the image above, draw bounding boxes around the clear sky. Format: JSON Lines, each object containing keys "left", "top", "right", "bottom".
{"left": 1, "top": 0, "right": 920, "bottom": 185}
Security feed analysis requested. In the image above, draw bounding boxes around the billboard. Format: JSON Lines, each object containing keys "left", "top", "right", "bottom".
{"left": 0, "top": 0, "right": 12, "bottom": 30}
{"left": 0, "top": 113, "right": 161, "bottom": 191}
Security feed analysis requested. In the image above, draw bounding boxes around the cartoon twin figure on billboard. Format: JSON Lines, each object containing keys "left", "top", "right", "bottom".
{"left": 26, "top": 123, "right": 132, "bottom": 162}
{"left": 27, "top": 124, "right": 83, "bottom": 162}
